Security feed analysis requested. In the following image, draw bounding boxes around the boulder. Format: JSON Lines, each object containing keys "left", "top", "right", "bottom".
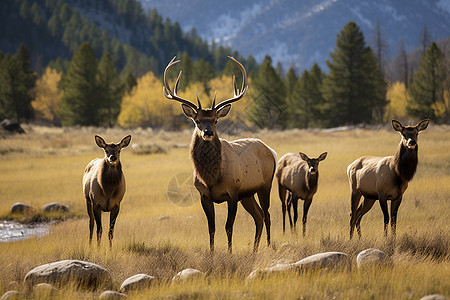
{"left": 420, "top": 295, "right": 448, "bottom": 300}
{"left": 293, "top": 252, "right": 351, "bottom": 271}
{"left": 100, "top": 291, "right": 128, "bottom": 299}
{"left": 0, "top": 291, "right": 21, "bottom": 300}
{"left": 172, "top": 269, "right": 204, "bottom": 282}
{"left": 11, "top": 203, "right": 33, "bottom": 214}
{"left": 24, "top": 260, "right": 112, "bottom": 289}
{"left": 247, "top": 263, "right": 295, "bottom": 282}
{"left": 356, "top": 248, "right": 392, "bottom": 268}
{"left": 42, "top": 203, "right": 70, "bottom": 213}
{"left": 119, "top": 274, "right": 154, "bottom": 293}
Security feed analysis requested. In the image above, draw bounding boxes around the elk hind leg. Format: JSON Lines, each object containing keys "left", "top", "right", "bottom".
{"left": 108, "top": 205, "right": 120, "bottom": 248}
{"left": 356, "top": 197, "right": 376, "bottom": 238}
{"left": 257, "top": 187, "right": 271, "bottom": 246}
{"left": 278, "top": 184, "right": 287, "bottom": 234}
{"left": 241, "top": 196, "right": 264, "bottom": 253}
{"left": 349, "top": 191, "right": 362, "bottom": 239}
{"left": 86, "top": 197, "right": 94, "bottom": 244}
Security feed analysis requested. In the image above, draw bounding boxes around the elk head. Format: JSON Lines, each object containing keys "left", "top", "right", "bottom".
{"left": 95, "top": 135, "right": 131, "bottom": 165}
{"left": 163, "top": 56, "right": 248, "bottom": 141}
{"left": 299, "top": 152, "right": 327, "bottom": 175}
{"left": 392, "top": 119, "right": 429, "bottom": 150}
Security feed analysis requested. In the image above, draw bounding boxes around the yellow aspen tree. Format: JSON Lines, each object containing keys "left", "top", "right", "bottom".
{"left": 32, "top": 67, "right": 62, "bottom": 124}
{"left": 385, "top": 81, "right": 408, "bottom": 121}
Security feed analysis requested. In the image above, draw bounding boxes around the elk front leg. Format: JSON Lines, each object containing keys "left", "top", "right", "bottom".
{"left": 108, "top": 205, "right": 120, "bottom": 248}
{"left": 390, "top": 197, "right": 402, "bottom": 238}
{"left": 302, "top": 198, "right": 313, "bottom": 237}
{"left": 225, "top": 200, "right": 238, "bottom": 254}
{"left": 241, "top": 196, "right": 264, "bottom": 253}
{"left": 287, "top": 192, "right": 294, "bottom": 230}
{"left": 200, "top": 195, "right": 215, "bottom": 253}
{"left": 292, "top": 197, "right": 299, "bottom": 230}
{"left": 378, "top": 198, "right": 389, "bottom": 237}
{"left": 93, "top": 205, "right": 102, "bottom": 246}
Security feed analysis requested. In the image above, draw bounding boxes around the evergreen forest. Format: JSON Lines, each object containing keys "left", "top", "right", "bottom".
{"left": 1, "top": 0, "right": 449, "bottom": 129}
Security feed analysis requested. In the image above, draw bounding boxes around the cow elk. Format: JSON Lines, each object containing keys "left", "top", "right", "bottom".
{"left": 163, "top": 56, "right": 277, "bottom": 253}
{"left": 348, "top": 119, "right": 429, "bottom": 239}
{"left": 276, "top": 152, "right": 327, "bottom": 236}
{"left": 83, "top": 135, "right": 131, "bottom": 247}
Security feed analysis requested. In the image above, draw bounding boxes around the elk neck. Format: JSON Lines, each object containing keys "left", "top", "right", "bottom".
{"left": 305, "top": 170, "right": 319, "bottom": 192}
{"left": 190, "top": 132, "right": 222, "bottom": 187}
{"left": 394, "top": 141, "right": 418, "bottom": 182}
{"left": 101, "top": 159, "right": 123, "bottom": 195}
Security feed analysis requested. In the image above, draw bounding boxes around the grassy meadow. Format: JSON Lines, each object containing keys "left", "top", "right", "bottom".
{"left": 0, "top": 124, "right": 449, "bottom": 299}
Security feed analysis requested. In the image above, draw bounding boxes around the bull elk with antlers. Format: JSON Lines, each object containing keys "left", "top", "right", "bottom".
{"left": 163, "top": 56, "right": 277, "bottom": 253}
{"left": 348, "top": 119, "right": 429, "bottom": 239}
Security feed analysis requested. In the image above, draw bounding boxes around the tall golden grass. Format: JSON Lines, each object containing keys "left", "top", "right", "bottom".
{"left": 0, "top": 124, "right": 449, "bottom": 299}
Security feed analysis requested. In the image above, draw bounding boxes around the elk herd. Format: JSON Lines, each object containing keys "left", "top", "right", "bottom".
{"left": 83, "top": 57, "right": 430, "bottom": 252}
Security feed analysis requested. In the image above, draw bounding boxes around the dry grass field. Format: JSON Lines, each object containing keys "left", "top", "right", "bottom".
{"left": 0, "top": 124, "right": 449, "bottom": 299}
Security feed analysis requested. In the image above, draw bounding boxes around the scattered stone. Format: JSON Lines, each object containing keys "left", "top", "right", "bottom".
{"left": 293, "top": 251, "right": 351, "bottom": 271}
{"left": 24, "top": 260, "right": 112, "bottom": 290}
{"left": 247, "top": 263, "right": 295, "bottom": 282}
{"left": 172, "top": 269, "right": 204, "bottom": 283}
{"left": 0, "top": 291, "right": 21, "bottom": 300}
{"left": 11, "top": 203, "right": 33, "bottom": 214}
{"left": 356, "top": 248, "right": 392, "bottom": 268}
{"left": 119, "top": 274, "right": 154, "bottom": 293}
{"left": 420, "top": 295, "right": 448, "bottom": 300}
{"left": 33, "top": 283, "right": 58, "bottom": 296}
{"left": 100, "top": 291, "right": 128, "bottom": 299}
{"left": 158, "top": 215, "right": 170, "bottom": 221}
{"left": 42, "top": 203, "right": 70, "bottom": 213}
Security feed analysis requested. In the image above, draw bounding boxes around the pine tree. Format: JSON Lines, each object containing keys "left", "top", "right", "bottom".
{"left": 59, "top": 42, "right": 100, "bottom": 126}
{"left": 248, "top": 55, "right": 286, "bottom": 128}
{"left": 322, "top": 22, "right": 386, "bottom": 127}
{"left": 407, "top": 42, "right": 448, "bottom": 122}
{"left": 0, "top": 54, "right": 28, "bottom": 120}
{"left": 14, "top": 43, "right": 36, "bottom": 120}
{"left": 284, "top": 67, "right": 298, "bottom": 98}
{"left": 97, "top": 53, "right": 123, "bottom": 127}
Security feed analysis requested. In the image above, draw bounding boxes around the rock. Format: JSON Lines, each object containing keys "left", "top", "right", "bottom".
{"left": 0, "top": 291, "right": 21, "bottom": 300}
{"left": 100, "top": 291, "right": 128, "bottom": 299}
{"left": 11, "top": 203, "right": 33, "bottom": 214}
{"left": 119, "top": 274, "right": 154, "bottom": 293}
{"left": 172, "top": 269, "right": 204, "bottom": 282}
{"left": 356, "top": 248, "right": 392, "bottom": 268}
{"left": 246, "top": 263, "right": 295, "bottom": 282}
{"left": 42, "top": 203, "right": 69, "bottom": 213}
{"left": 293, "top": 252, "right": 351, "bottom": 271}
{"left": 24, "top": 260, "right": 112, "bottom": 290}
{"left": 33, "top": 283, "right": 58, "bottom": 296}
{"left": 420, "top": 295, "right": 448, "bottom": 300}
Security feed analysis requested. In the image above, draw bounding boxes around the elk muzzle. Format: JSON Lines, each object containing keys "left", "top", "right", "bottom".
{"left": 406, "top": 138, "right": 417, "bottom": 149}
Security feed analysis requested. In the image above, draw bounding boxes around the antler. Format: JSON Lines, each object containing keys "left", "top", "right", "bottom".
{"left": 163, "top": 56, "right": 199, "bottom": 110}
{"left": 214, "top": 56, "right": 248, "bottom": 110}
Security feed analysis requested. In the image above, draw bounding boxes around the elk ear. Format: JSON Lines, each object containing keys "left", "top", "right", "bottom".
{"left": 216, "top": 104, "right": 231, "bottom": 119}
{"left": 95, "top": 135, "right": 107, "bottom": 149}
{"left": 181, "top": 104, "right": 197, "bottom": 119}
{"left": 416, "top": 119, "right": 429, "bottom": 132}
{"left": 299, "top": 152, "right": 309, "bottom": 162}
{"left": 318, "top": 152, "right": 327, "bottom": 161}
{"left": 119, "top": 135, "right": 132, "bottom": 149}
{"left": 391, "top": 120, "right": 403, "bottom": 132}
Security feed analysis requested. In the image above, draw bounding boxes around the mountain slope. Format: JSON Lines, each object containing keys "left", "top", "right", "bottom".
{"left": 140, "top": 0, "right": 450, "bottom": 71}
